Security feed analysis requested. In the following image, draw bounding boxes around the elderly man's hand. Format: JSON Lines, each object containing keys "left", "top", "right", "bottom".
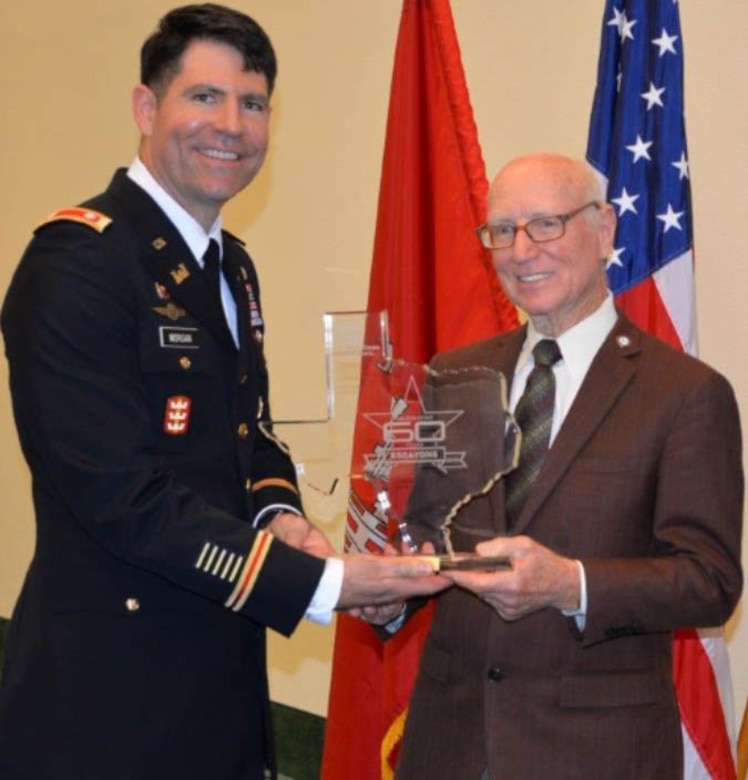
{"left": 443, "top": 535, "right": 580, "bottom": 621}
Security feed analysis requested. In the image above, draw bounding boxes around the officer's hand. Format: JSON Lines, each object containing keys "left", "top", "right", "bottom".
{"left": 347, "top": 540, "right": 441, "bottom": 625}
{"left": 336, "top": 552, "right": 450, "bottom": 611}
{"left": 266, "top": 513, "right": 335, "bottom": 558}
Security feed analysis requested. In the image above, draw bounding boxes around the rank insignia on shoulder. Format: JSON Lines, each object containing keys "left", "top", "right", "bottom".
{"left": 163, "top": 395, "right": 192, "bottom": 435}
{"left": 36, "top": 207, "right": 113, "bottom": 234}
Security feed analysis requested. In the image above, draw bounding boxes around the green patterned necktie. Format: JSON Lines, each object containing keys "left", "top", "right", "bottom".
{"left": 504, "top": 339, "right": 562, "bottom": 529}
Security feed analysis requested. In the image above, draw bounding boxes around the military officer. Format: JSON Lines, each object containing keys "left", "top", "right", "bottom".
{"left": 0, "top": 5, "right": 446, "bottom": 779}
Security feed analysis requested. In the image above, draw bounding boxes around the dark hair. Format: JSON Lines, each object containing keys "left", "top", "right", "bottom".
{"left": 140, "top": 3, "right": 277, "bottom": 96}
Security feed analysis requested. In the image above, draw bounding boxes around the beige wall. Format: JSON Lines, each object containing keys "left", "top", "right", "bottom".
{"left": 1, "top": 0, "right": 746, "bottom": 725}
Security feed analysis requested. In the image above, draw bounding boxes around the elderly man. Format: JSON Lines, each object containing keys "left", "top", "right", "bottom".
{"left": 394, "top": 152, "right": 743, "bottom": 780}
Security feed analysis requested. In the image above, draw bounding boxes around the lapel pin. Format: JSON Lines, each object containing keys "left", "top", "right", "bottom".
{"left": 170, "top": 263, "right": 190, "bottom": 285}
{"left": 616, "top": 335, "right": 631, "bottom": 348}
{"left": 152, "top": 237, "right": 167, "bottom": 250}
{"left": 153, "top": 303, "right": 187, "bottom": 322}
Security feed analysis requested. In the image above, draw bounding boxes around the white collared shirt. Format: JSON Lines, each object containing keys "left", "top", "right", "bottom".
{"left": 509, "top": 294, "right": 618, "bottom": 443}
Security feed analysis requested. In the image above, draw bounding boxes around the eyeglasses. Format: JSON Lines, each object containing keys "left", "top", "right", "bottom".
{"left": 475, "top": 201, "right": 601, "bottom": 249}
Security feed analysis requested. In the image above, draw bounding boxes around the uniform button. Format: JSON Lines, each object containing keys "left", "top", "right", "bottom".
{"left": 179, "top": 356, "right": 192, "bottom": 370}
{"left": 244, "top": 478, "right": 252, "bottom": 491}
{"left": 237, "top": 422, "right": 249, "bottom": 439}
{"left": 487, "top": 667, "right": 503, "bottom": 682}
{"left": 125, "top": 598, "right": 141, "bottom": 612}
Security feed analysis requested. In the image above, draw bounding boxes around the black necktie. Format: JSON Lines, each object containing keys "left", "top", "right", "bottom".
{"left": 202, "top": 238, "right": 222, "bottom": 304}
{"left": 504, "top": 339, "right": 563, "bottom": 529}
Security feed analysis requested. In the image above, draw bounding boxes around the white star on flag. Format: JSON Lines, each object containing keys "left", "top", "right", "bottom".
{"left": 625, "top": 135, "right": 653, "bottom": 162}
{"left": 656, "top": 203, "right": 685, "bottom": 232}
{"left": 620, "top": 14, "right": 637, "bottom": 40}
{"left": 652, "top": 28, "right": 678, "bottom": 56}
{"left": 641, "top": 82, "right": 666, "bottom": 110}
{"left": 612, "top": 187, "right": 640, "bottom": 215}
{"left": 672, "top": 151, "right": 689, "bottom": 180}
{"left": 607, "top": 247, "right": 626, "bottom": 269}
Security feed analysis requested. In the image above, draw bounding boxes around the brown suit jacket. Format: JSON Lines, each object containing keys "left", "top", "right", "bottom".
{"left": 396, "top": 315, "right": 743, "bottom": 780}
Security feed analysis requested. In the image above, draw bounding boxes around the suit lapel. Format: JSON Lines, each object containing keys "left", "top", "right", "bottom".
{"left": 221, "top": 236, "right": 270, "bottom": 392}
{"left": 106, "top": 170, "right": 235, "bottom": 347}
{"left": 512, "top": 319, "right": 641, "bottom": 532}
{"left": 144, "top": 242, "right": 236, "bottom": 347}
{"left": 221, "top": 244, "right": 253, "bottom": 369}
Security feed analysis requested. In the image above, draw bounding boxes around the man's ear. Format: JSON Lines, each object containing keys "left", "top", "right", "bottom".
{"left": 132, "top": 84, "right": 157, "bottom": 136}
{"left": 598, "top": 202, "right": 618, "bottom": 257}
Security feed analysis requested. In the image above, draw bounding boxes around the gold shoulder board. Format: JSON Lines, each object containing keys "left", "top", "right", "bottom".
{"left": 35, "top": 207, "right": 113, "bottom": 234}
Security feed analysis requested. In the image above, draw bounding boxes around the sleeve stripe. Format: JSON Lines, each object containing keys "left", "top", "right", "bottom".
{"left": 196, "top": 542, "right": 211, "bottom": 569}
{"left": 220, "top": 552, "right": 237, "bottom": 580}
{"left": 229, "top": 554, "right": 244, "bottom": 583}
{"left": 252, "top": 477, "right": 299, "bottom": 495}
{"left": 204, "top": 544, "right": 218, "bottom": 571}
{"left": 211, "top": 548, "right": 227, "bottom": 575}
{"left": 225, "top": 531, "right": 273, "bottom": 612}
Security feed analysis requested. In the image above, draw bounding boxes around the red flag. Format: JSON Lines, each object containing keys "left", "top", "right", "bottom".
{"left": 320, "top": 2, "right": 517, "bottom": 778}
{"left": 586, "top": 2, "right": 738, "bottom": 777}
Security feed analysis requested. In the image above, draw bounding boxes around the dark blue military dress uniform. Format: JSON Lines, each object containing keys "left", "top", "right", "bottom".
{"left": 0, "top": 170, "right": 324, "bottom": 779}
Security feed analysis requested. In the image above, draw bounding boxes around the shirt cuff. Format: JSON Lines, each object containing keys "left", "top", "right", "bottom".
{"left": 561, "top": 559, "right": 588, "bottom": 631}
{"left": 252, "top": 503, "right": 300, "bottom": 529}
{"left": 305, "top": 557, "right": 344, "bottom": 625}
{"left": 382, "top": 605, "right": 407, "bottom": 635}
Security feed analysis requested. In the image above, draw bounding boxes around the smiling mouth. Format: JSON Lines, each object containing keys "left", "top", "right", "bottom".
{"left": 517, "top": 272, "right": 551, "bottom": 283}
{"left": 201, "top": 149, "right": 240, "bottom": 161}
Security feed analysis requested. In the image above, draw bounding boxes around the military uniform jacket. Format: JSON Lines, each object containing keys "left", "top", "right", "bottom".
{"left": 0, "top": 170, "right": 325, "bottom": 779}
{"left": 396, "top": 318, "right": 743, "bottom": 780}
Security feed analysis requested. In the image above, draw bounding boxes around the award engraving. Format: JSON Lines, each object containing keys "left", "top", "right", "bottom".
{"left": 355, "top": 355, "right": 519, "bottom": 571}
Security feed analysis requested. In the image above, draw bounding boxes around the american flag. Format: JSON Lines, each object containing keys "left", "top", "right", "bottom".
{"left": 586, "top": 2, "right": 737, "bottom": 779}
{"left": 587, "top": 0, "right": 696, "bottom": 353}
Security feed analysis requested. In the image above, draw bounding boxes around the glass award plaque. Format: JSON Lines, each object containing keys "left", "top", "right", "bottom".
{"left": 270, "top": 311, "right": 520, "bottom": 572}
